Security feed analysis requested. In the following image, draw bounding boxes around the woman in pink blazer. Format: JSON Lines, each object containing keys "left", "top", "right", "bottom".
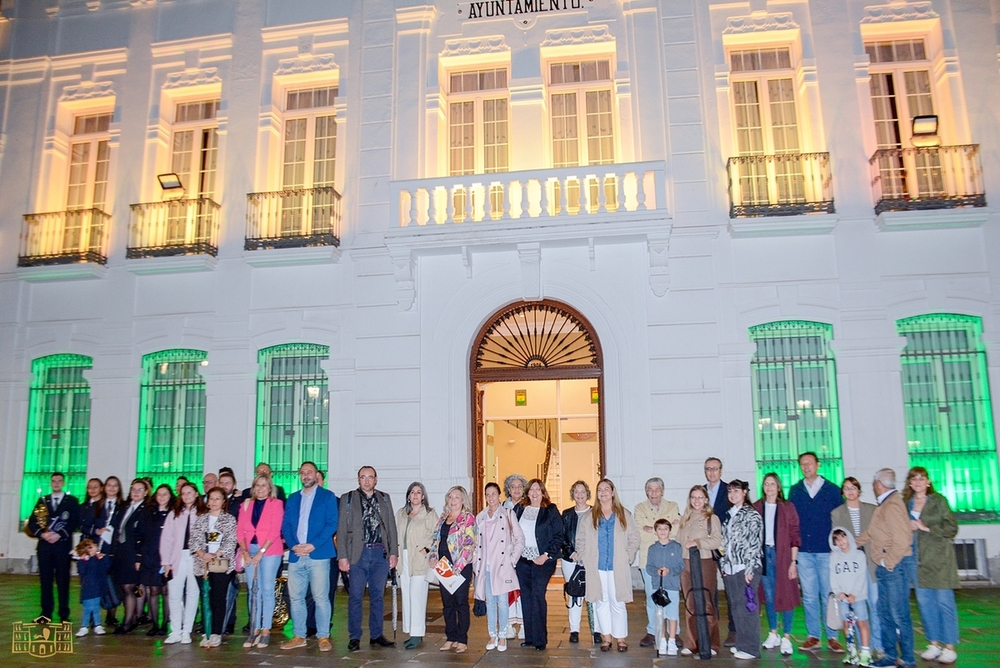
{"left": 473, "top": 482, "right": 525, "bottom": 652}
{"left": 236, "top": 474, "right": 284, "bottom": 648}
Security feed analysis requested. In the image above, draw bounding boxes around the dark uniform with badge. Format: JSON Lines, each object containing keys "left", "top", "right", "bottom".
{"left": 27, "top": 491, "right": 79, "bottom": 622}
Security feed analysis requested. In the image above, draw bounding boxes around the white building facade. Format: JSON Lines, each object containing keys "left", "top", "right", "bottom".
{"left": 0, "top": 0, "right": 998, "bottom": 577}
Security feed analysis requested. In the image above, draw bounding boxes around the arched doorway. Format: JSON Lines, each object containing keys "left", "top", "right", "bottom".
{"left": 471, "top": 300, "right": 605, "bottom": 510}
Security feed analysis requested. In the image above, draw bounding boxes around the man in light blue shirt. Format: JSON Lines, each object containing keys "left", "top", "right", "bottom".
{"left": 280, "top": 461, "right": 339, "bottom": 652}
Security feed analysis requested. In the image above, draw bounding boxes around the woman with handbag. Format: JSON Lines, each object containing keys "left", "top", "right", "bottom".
{"left": 752, "top": 472, "right": 800, "bottom": 656}
{"left": 236, "top": 474, "right": 284, "bottom": 649}
{"left": 394, "top": 481, "right": 438, "bottom": 650}
{"left": 136, "top": 484, "right": 173, "bottom": 636}
{"left": 576, "top": 478, "right": 640, "bottom": 653}
{"left": 720, "top": 479, "right": 763, "bottom": 660}
{"left": 675, "top": 484, "right": 723, "bottom": 656}
{"left": 160, "top": 482, "right": 205, "bottom": 644}
{"left": 513, "top": 479, "right": 565, "bottom": 651}
{"left": 473, "top": 482, "right": 524, "bottom": 652}
{"left": 429, "top": 486, "right": 477, "bottom": 653}
{"left": 561, "top": 480, "right": 599, "bottom": 644}
{"left": 190, "top": 486, "right": 237, "bottom": 648}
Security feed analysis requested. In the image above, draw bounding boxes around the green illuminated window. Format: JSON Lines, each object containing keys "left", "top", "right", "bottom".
{"left": 897, "top": 314, "right": 999, "bottom": 519}
{"left": 749, "top": 321, "right": 843, "bottom": 490}
{"left": 21, "top": 354, "right": 93, "bottom": 521}
{"left": 137, "top": 349, "right": 207, "bottom": 489}
{"left": 256, "top": 344, "right": 330, "bottom": 493}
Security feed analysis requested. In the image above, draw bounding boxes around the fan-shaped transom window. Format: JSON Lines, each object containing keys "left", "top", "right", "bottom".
{"left": 474, "top": 301, "right": 600, "bottom": 373}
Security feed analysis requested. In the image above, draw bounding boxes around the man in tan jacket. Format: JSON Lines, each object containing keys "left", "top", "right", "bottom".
{"left": 857, "top": 469, "right": 915, "bottom": 668}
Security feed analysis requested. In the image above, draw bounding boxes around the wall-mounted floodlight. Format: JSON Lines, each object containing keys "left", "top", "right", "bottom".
{"left": 157, "top": 173, "right": 184, "bottom": 190}
{"left": 911, "top": 115, "right": 940, "bottom": 148}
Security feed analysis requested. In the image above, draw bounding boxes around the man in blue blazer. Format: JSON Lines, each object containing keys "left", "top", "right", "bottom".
{"left": 280, "top": 461, "right": 339, "bottom": 652}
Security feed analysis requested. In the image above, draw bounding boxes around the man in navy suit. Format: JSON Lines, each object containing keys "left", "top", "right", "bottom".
{"left": 703, "top": 457, "right": 736, "bottom": 645}
{"left": 279, "top": 461, "right": 339, "bottom": 652}
{"left": 27, "top": 472, "right": 79, "bottom": 622}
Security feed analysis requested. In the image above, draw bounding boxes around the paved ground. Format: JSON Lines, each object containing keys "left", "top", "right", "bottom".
{"left": 0, "top": 574, "right": 995, "bottom": 666}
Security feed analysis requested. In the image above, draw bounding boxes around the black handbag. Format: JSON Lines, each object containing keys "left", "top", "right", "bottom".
{"left": 652, "top": 574, "right": 671, "bottom": 607}
{"left": 473, "top": 599, "right": 487, "bottom": 617}
{"left": 563, "top": 565, "right": 586, "bottom": 598}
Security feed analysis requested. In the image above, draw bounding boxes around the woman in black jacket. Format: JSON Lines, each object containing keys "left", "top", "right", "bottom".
{"left": 112, "top": 479, "right": 151, "bottom": 634}
{"left": 561, "top": 480, "right": 598, "bottom": 645}
{"left": 513, "top": 479, "right": 565, "bottom": 650}
{"left": 136, "top": 484, "right": 174, "bottom": 636}
{"left": 78, "top": 478, "right": 105, "bottom": 541}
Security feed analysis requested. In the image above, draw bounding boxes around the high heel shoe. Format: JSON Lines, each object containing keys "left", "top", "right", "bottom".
{"left": 146, "top": 624, "right": 160, "bottom": 637}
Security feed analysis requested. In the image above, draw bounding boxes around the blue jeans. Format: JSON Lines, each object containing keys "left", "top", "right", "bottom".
{"left": 81, "top": 597, "right": 101, "bottom": 628}
{"left": 347, "top": 545, "right": 390, "bottom": 641}
{"left": 244, "top": 545, "right": 283, "bottom": 633}
{"left": 483, "top": 569, "right": 509, "bottom": 639}
{"left": 760, "top": 546, "right": 794, "bottom": 634}
{"left": 798, "top": 551, "right": 834, "bottom": 639}
{"left": 876, "top": 564, "right": 915, "bottom": 665}
{"left": 641, "top": 567, "right": 657, "bottom": 635}
{"left": 867, "top": 568, "right": 883, "bottom": 651}
{"left": 915, "top": 587, "right": 959, "bottom": 646}
{"left": 288, "top": 557, "right": 331, "bottom": 639}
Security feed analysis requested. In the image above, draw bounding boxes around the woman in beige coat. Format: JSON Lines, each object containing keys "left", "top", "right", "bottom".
{"left": 575, "top": 478, "right": 640, "bottom": 652}
{"left": 394, "top": 482, "right": 439, "bottom": 649}
{"left": 675, "top": 484, "right": 723, "bottom": 656}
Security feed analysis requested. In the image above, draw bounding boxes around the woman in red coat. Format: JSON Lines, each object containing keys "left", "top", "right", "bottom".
{"left": 753, "top": 473, "right": 801, "bottom": 655}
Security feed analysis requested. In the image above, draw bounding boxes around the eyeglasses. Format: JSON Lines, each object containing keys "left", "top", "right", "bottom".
{"left": 704, "top": 466, "right": 721, "bottom": 472}
{"left": 359, "top": 475, "right": 376, "bottom": 481}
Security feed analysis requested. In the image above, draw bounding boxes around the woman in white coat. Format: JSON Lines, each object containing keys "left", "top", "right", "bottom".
{"left": 575, "top": 478, "right": 640, "bottom": 652}
{"left": 473, "top": 482, "right": 525, "bottom": 652}
{"left": 394, "top": 482, "right": 438, "bottom": 650}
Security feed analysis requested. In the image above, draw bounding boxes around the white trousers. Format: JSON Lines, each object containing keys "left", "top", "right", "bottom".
{"left": 400, "top": 549, "right": 429, "bottom": 637}
{"left": 592, "top": 569, "right": 628, "bottom": 639}
{"left": 561, "top": 560, "right": 583, "bottom": 632}
{"left": 167, "top": 550, "right": 199, "bottom": 635}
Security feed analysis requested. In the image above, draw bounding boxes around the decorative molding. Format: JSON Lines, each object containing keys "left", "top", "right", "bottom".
{"left": 124, "top": 254, "right": 218, "bottom": 275}
{"left": 243, "top": 245, "right": 342, "bottom": 268}
{"left": 540, "top": 25, "right": 614, "bottom": 48}
{"left": 860, "top": 1, "right": 938, "bottom": 25}
{"left": 441, "top": 35, "right": 509, "bottom": 59}
{"left": 389, "top": 249, "right": 416, "bottom": 311}
{"left": 59, "top": 80, "right": 115, "bottom": 102}
{"left": 875, "top": 208, "right": 991, "bottom": 232}
{"left": 17, "top": 263, "right": 108, "bottom": 282}
{"left": 723, "top": 12, "right": 799, "bottom": 35}
{"left": 518, "top": 242, "right": 541, "bottom": 302}
{"left": 274, "top": 54, "right": 339, "bottom": 78}
{"left": 647, "top": 230, "right": 671, "bottom": 297}
{"left": 163, "top": 67, "right": 222, "bottom": 90}
{"left": 729, "top": 213, "right": 838, "bottom": 238}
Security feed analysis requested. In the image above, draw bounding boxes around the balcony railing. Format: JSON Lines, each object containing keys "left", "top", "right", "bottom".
{"left": 245, "top": 186, "right": 342, "bottom": 250}
{"left": 726, "top": 152, "right": 834, "bottom": 218}
{"left": 18, "top": 208, "right": 111, "bottom": 267}
{"left": 391, "top": 161, "right": 666, "bottom": 227}
{"left": 127, "top": 198, "right": 220, "bottom": 258}
{"left": 869, "top": 145, "right": 985, "bottom": 214}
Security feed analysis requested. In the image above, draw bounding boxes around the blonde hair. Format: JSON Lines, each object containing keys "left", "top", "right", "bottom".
{"left": 445, "top": 486, "right": 473, "bottom": 515}
{"left": 591, "top": 478, "right": 628, "bottom": 530}
{"left": 678, "top": 484, "right": 714, "bottom": 530}
{"left": 251, "top": 474, "right": 277, "bottom": 499}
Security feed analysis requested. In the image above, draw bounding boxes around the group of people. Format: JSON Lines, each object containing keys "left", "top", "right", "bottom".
{"left": 27, "top": 452, "right": 962, "bottom": 667}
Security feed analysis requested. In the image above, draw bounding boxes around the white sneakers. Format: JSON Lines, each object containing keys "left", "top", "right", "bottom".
{"left": 780, "top": 636, "right": 793, "bottom": 655}
{"left": 208, "top": 634, "right": 222, "bottom": 648}
{"left": 180, "top": 632, "right": 192, "bottom": 644}
{"left": 486, "top": 636, "right": 498, "bottom": 651}
{"left": 733, "top": 650, "right": 756, "bottom": 659}
{"left": 657, "top": 638, "right": 667, "bottom": 655}
{"left": 76, "top": 627, "right": 89, "bottom": 637}
{"left": 497, "top": 637, "right": 507, "bottom": 652}
{"left": 921, "top": 644, "right": 943, "bottom": 660}
{"left": 763, "top": 631, "right": 781, "bottom": 649}
{"left": 667, "top": 638, "right": 678, "bottom": 656}
{"left": 938, "top": 648, "right": 958, "bottom": 664}
{"left": 164, "top": 633, "right": 182, "bottom": 644}
{"left": 93, "top": 625, "right": 106, "bottom": 635}
{"left": 657, "top": 638, "right": 678, "bottom": 656}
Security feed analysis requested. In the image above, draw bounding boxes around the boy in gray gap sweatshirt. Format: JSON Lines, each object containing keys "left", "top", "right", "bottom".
{"left": 829, "top": 526, "right": 871, "bottom": 666}
{"left": 645, "top": 518, "right": 685, "bottom": 656}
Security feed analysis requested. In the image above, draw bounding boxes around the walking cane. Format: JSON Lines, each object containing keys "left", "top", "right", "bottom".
{"left": 688, "top": 546, "right": 712, "bottom": 660}
{"left": 389, "top": 567, "right": 398, "bottom": 642}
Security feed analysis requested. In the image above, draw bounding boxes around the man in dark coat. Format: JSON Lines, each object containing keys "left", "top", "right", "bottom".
{"left": 27, "top": 472, "right": 80, "bottom": 622}
{"left": 703, "top": 457, "right": 735, "bottom": 645}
